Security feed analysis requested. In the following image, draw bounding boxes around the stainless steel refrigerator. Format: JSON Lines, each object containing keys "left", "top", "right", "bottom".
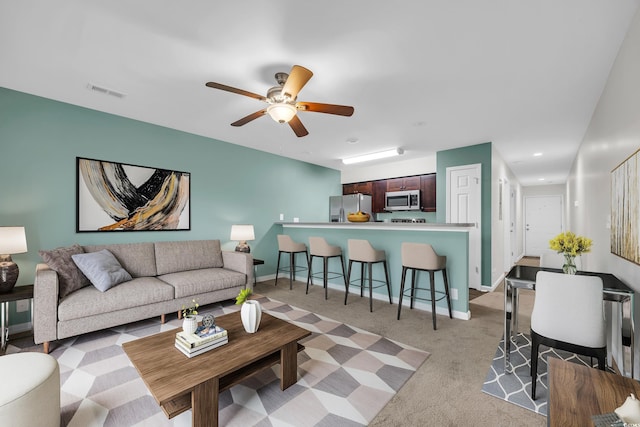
{"left": 329, "top": 194, "right": 372, "bottom": 222}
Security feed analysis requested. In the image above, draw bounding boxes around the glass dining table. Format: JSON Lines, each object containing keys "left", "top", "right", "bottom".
{"left": 504, "top": 265, "right": 635, "bottom": 378}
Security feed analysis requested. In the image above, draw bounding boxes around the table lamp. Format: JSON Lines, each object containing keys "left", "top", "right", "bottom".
{"left": 230, "top": 225, "right": 255, "bottom": 253}
{"left": 0, "top": 226, "right": 28, "bottom": 293}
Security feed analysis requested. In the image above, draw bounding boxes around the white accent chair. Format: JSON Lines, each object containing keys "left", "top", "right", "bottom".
{"left": 530, "top": 271, "right": 606, "bottom": 399}
{"left": 0, "top": 352, "right": 60, "bottom": 427}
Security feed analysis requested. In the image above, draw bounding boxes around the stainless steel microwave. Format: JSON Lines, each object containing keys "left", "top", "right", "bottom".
{"left": 385, "top": 190, "right": 421, "bottom": 211}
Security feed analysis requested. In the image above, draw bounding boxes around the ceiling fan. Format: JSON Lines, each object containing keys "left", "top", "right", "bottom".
{"left": 205, "top": 65, "right": 354, "bottom": 137}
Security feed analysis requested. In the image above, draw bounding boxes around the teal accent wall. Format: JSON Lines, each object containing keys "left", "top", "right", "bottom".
{"left": 436, "top": 142, "right": 492, "bottom": 286}
{"left": 0, "top": 88, "right": 341, "bottom": 325}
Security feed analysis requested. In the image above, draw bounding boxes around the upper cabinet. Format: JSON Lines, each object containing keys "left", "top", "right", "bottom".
{"left": 342, "top": 181, "right": 373, "bottom": 195}
{"left": 420, "top": 174, "right": 436, "bottom": 212}
{"left": 343, "top": 173, "right": 437, "bottom": 213}
{"left": 386, "top": 176, "right": 421, "bottom": 192}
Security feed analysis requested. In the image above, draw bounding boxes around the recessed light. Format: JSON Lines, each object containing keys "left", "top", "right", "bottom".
{"left": 346, "top": 138, "right": 359, "bottom": 145}
{"left": 533, "top": 152, "right": 543, "bottom": 157}
{"left": 538, "top": 178, "right": 545, "bottom": 181}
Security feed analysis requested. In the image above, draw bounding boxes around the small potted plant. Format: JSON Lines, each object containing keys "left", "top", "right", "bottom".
{"left": 181, "top": 299, "right": 199, "bottom": 334}
{"left": 236, "top": 288, "right": 261, "bottom": 333}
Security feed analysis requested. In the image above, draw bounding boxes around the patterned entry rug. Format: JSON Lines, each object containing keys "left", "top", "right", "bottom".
{"left": 10, "top": 295, "right": 429, "bottom": 427}
{"left": 482, "top": 332, "right": 594, "bottom": 416}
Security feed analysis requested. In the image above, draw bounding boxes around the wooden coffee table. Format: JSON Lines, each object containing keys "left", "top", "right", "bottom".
{"left": 123, "top": 311, "right": 311, "bottom": 427}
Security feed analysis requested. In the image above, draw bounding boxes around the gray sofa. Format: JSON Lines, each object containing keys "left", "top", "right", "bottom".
{"left": 34, "top": 240, "right": 253, "bottom": 353}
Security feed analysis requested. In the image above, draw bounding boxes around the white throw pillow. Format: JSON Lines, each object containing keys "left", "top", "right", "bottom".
{"left": 71, "top": 249, "right": 132, "bottom": 292}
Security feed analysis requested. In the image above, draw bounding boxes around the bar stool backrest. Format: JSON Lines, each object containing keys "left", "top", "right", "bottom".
{"left": 347, "top": 239, "right": 385, "bottom": 262}
{"left": 401, "top": 242, "right": 446, "bottom": 270}
{"left": 277, "top": 235, "right": 306, "bottom": 253}
{"left": 309, "top": 237, "right": 341, "bottom": 257}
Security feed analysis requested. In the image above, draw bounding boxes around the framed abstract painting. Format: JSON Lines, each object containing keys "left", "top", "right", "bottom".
{"left": 76, "top": 157, "right": 191, "bottom": 232}
{"left": 611, "top": 148, "right": 639, "bottom": 264}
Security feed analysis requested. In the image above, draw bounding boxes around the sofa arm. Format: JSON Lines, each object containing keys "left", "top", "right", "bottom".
{"left": 222, "top": 251, "right": 253, "bottom": 291}
{"left": 33, "top": 263, "right": 59, "bottom": 347}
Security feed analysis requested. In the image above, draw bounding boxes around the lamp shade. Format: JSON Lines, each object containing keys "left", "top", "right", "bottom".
{"left": 230, "top": 225, "right": 255, "bottom": 253}
{"left": 0, "top": 227, "right": 27, "bottom": 254}
{"left": 267, "top": 103, "right": 297, "bottom": 123}
{"left": 230, "top": 225, "right": 255, "bottom": 242}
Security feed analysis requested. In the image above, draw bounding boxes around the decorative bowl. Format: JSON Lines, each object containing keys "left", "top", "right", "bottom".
{"left": 347, "top": 213, "right": 371, "bottom": 222}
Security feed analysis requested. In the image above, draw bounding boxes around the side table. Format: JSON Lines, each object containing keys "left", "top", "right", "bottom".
{"left": 0, "top": 285, "right": 34, "bottom": 351}
{"left": 253, "top": 258, "right": 264, "bottom": 285}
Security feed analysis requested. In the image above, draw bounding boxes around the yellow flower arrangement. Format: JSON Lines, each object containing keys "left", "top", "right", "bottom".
{"left": 549, "top": 231, "right": 592, "bottom": 256}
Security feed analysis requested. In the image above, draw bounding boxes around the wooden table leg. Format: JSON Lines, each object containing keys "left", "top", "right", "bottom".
{"left": 281, "top": 341, "right": 298, "bottom": 390}
{"left": 192, "top": 377, "right": 219, "bottom": 427}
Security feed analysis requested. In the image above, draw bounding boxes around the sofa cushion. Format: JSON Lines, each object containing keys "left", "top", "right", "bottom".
{"left": 158, "top": 268, "right": 245, "bottom": 298}
{"left": 71, "top": 249, "right": 132, "bottom": 292}
{"left": 38, "top": 244, "right": 91, "bottom": 299}
{"left": 83, "top": 243, "right": 157, "bottom": 278}
{"left": 57, "top": 277, "right": 174, "bottom": 321}
{"left": 154, "top": 240, "right": 223, "bottom": 275}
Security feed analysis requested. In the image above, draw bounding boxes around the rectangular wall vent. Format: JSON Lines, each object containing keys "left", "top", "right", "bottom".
{"left": 87, "top": 83, "right": 126, "bottom": 99}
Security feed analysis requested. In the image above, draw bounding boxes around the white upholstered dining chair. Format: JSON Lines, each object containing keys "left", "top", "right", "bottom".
{"left": 529, "top": 271, "right": 606, "bottom": 399}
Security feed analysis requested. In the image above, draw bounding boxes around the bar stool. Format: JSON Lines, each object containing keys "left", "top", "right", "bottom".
{"left": 306, "top": 237, "right": 347, "bottom": 299}
{"left": 397, "top": 242, "right": 452, "bottom": 330}
{"left": 345, "top": 239, "right": 392, "bottom": 312}
{"left": 275, "top": 234, "right": 309, "bottom": 290}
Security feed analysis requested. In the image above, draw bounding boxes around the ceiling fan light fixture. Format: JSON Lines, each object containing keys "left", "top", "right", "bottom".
{"left": 342, "top": 148, "right": 404, "bottom": 165}
{"left": 267, "top": 103, "right": 297, "bottom": 123}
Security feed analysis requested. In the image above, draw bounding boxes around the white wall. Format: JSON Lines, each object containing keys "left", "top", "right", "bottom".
{"left": 341, "top": 154, "right": 436, "bottom": 183}
{"left": 568, "top": 7, "right": 640, "bottom": 376}
{"left": 491, "top": 145, "right": 522, "bottom": 287}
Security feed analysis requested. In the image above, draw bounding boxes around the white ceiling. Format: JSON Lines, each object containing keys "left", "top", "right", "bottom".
{"left": 1, "top": 1, "right": 638, "bottom": 186}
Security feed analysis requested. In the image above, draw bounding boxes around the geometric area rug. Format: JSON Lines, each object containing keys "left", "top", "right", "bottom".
{"left": 482, "top": 332, "right": 595, "bottom": 417}
{"left": 11, "top": 295, "right": 430, "bottom": 427}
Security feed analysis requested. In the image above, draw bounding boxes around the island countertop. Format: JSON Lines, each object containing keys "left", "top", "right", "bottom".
{"left": 277, "top": 221, "right": 474, "bottom": 232}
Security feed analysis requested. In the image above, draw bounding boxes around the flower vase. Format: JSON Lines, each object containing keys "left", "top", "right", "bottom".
{"left": 241, "top": 300, "right": 262, "bottom": 333}
{"left": 182, "top": 315, "right": 197, "bottom": 334}
{"left": 563, "top": 254, "right": 577, "bottom": 275}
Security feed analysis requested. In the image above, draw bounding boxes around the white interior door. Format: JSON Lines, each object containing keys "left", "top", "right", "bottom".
{"left": 524, "top": 195, "right": 563, "bottom": 256}
{"left": 446, "top": 164, "right": 481, "bottom": 290}
{"left": 509, "top": 185, "right": 517, "bottom": 264}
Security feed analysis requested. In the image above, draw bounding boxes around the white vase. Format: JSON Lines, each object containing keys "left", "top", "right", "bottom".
{"left": 241, "top": 300, "right": 262, "bottom": 333}
{"left": 182, "top": 315, "right": 197, "bottom": 334}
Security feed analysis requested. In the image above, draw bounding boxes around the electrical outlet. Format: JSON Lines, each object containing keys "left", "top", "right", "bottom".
{"left": 16, "top": 300, "right": 29, "bottom": 313}
{"left": 451, "top": 288, "right": 458, "bottom": 300}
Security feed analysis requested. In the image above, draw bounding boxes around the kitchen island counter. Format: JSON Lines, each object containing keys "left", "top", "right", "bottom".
{"left": 275, "top": 221, "right": 472, "bottom": 320}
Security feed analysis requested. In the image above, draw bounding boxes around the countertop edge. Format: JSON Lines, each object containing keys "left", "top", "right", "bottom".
{"left": 277, "top": 222, "right": 473, "bottom": 232}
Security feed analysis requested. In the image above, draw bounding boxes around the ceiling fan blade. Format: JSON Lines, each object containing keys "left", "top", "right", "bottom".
{"left": 230, "top": 109, "right": 267, "bottom": 127}
{"left": 205, "top": 82, "right": 267, "bottom": 102}
{"left": 288, "top": 115, "right": 309, "bottom": 137}
{"left": 281, "top": 65, "right": 313, "bottom": 100}
{"left": 296, "top": 102, "right": 354, "bottom": 117}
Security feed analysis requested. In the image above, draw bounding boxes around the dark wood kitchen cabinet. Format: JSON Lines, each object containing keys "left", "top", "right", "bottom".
{"left": 386, "top": 176, "right": 420, "bottom": 191}
{"left": 372, "top": 180, "right": 387, "bottom": 213}
{"left": 342, "top": 181, "right": 373, "bottom": 195}
{"left": 420, "top": 173, "right": 436, "bottom": 212}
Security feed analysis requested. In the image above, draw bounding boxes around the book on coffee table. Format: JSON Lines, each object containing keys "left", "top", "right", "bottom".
{"left": 175, "top": 325, "right": 228, "bottom": 348}
{"left": 174, "top": 336, "right": 229, "bottom": 358}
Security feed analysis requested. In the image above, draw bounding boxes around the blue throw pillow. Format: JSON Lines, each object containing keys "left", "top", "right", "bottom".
{"left": 71, "top": 249, "right": 132, "bottom": 292}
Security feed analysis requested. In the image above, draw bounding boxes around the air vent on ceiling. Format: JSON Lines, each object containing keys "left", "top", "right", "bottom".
{"left": 86, "top": 83, "right": 126, "bottom": 99}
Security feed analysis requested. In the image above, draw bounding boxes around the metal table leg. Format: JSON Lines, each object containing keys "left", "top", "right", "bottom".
{"left": 1, "top": 301, "right": 6, "bottom": 351}
{"left": 504, "top": 279, "right": 514, "bottom": 373}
